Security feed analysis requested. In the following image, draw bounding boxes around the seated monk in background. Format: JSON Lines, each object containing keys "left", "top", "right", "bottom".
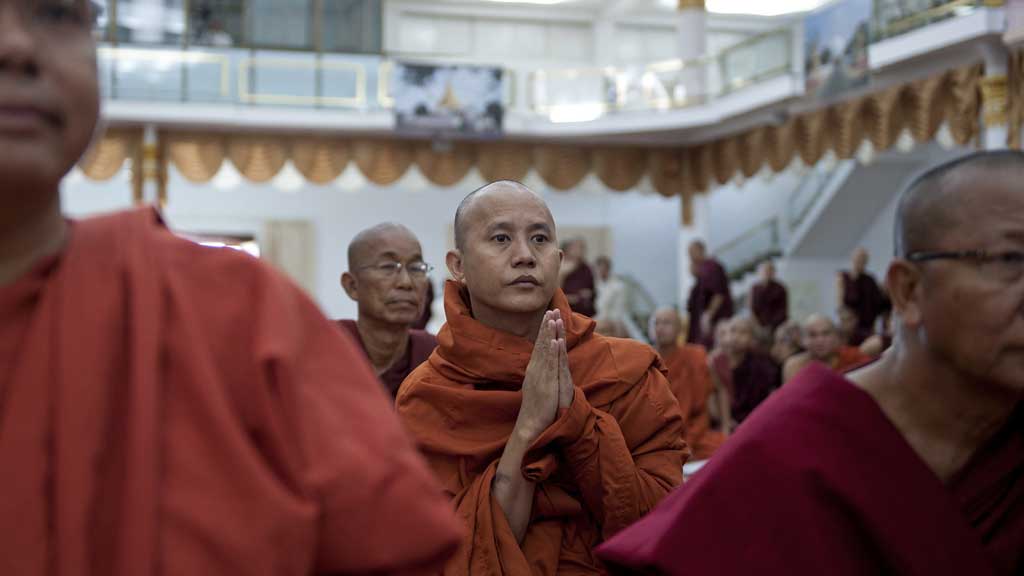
{"left": 339, "top": 223, "right": 437, "bottom": 398}
{"left": 651, "top": 307, "right": 726, "bottom": 460}
{"left": 397, "top": 180, "right": 686, "bottom": 575}
{"left": 0, "top": 4, "right": 460, "bottom": 573}
{"left": 711, "top": 316, "right": 780, "bottom": 428}
{"left": 783, "top": 313, "right": 872, "bottom": 383}
{"left": 596, "top": 150, "right": 1023, "bottom": 576}
{"left": 771, "top": 320, "right": 804, "bottom": 365}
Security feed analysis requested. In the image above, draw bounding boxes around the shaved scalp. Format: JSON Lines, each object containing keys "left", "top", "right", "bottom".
{"left": 802, "top": 313, "right": 836, "bottom": 333}
{"left": 453, "top": 180, "right": 552, "bottom": 251}
{"left": 347, "top": 222, "right": 418, "bottom": 271}
{"left": 895, "top": 150, "right": 1024, "bottom": 256}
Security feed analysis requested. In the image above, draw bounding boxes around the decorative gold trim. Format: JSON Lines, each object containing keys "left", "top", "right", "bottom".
{"left": 677, "top": 0, "right": 705, "bottom": 10}
{"left": 981, "top": 74, "right": 1009, "bottom": 127}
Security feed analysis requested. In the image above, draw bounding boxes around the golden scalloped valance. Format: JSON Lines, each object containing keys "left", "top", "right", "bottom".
{"left": 79, "top": 128, "right": 142, "bottom": 181}
{"left": 84, "top": 63, "right": 984, "bottom": 226}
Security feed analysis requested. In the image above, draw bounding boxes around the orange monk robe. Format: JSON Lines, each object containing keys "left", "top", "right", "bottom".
{"left": 0, "top": 208, "right": 461, "bottom": 576}
{"left": 661, "top": 344, "right": 725, "bottom": 460}
{"left": 834, "top": 345, "right": 873, "bottom": 373}
{"left": 397, "top": 281, "right": 687, "bottom": 575}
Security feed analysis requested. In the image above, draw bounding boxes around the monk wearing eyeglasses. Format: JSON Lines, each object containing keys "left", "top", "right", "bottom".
{"left": 781, "top": 313, "right": 871, "bottom": 384}
{"left": 0, "top": 2, "right": 462, "bottom": 573}
{"left": 339, "top": 223, "right": 437, "bottom": 398}
{"left": 397, "top": 180, "right": 686, "bottom": 575}
{"left": 598, "top": 150, "right": 1023, "bottom": 575}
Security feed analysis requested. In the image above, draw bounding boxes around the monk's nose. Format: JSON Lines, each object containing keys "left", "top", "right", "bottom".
{"left": 0, "top": 4, "right": 39, "bottom": 78}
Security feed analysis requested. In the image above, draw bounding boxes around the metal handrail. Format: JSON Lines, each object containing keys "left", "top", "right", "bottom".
{"left": 716, "top": 217, "right": 780, "bottom": 259}
{"left": 873, "top": 0, "right": 983, "bottom": 41}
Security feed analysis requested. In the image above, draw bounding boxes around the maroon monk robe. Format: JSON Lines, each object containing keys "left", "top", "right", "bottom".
{"left": 750, "top": 279, "right": 788, "bottom": 332}
{"left": 562, "top": 262, "right": 597, "bottom": 317}
{"left": 686, "top": 258, "right": 733, "bottom": 346}
{"left": 336, "top": 319, "right": 437, "bottom": 398}
{"left": 711, "top": 351, "right": 780, "bottom": 424}
{"left": 0, "top": 208, "right": 462, "bottom": 576}
{"left": 597, "top": 363, "right": 1023, "bottom": 576}
{"left": 413, "top": 279, "right": 434, "bottom": 330}
{"left": 841, "top": 270, "right": 888, "bottom": 336}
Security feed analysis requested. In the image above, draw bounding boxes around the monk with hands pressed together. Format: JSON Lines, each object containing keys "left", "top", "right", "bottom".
{"left": 398, "top": 180, "right": 686, "bottom": 575}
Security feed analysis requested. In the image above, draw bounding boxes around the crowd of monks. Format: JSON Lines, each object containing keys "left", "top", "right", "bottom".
{"left": 1, "top": 4, "right": 1021, "bottom": 574}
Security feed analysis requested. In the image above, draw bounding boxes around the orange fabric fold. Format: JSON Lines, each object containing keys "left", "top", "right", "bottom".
{"left": 397, "top": 280, "right": 686, "bottom": 575}
{"left": 0, "top": 208, "right": 462, "bottom": 575}
{"left": 661, "top": 344, "right": 725, "bottom": 460}
{"left": 835, "top": 345, "right": 873, "bottom": 373}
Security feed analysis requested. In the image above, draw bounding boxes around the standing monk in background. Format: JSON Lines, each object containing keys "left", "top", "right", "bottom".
{"left": 338, "top": 223, "right": 437, "bottom": 399}
{"left": 559, "top": 237, "right": 597, "bottom": 317}
{"left": 839, "top": 247, "right": 888, "bottom": 343}
{"left": 597, "top": 150, "right": 1023, "bottom": 576}
{"left": 750, "top": 261, "right": 788, "bottom": 332}
{"left": 686, "top": 240, "right": 733, "bottom": 346}
{"left": 398, "top": 181, "right": 686, "bottom": 575}
{"left": 0, "top": 2, "right": 461, "bottom": 573}
{"left": 651, "top": 308, "right": 726, "bottom": 460}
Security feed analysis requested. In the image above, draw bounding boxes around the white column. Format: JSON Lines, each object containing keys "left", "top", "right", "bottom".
{"left": 677, "top": 0, "right": 707, "bottom": 105}
{"left": 132, "top": 0, "right": 168, "bottom": 44}
{"left": 979, "top": 39, "right": 1010, "bottom": 150}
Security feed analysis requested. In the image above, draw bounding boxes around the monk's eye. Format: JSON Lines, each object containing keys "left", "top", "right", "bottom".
{"left": 34, "top": 1, "right": 88, "bottom": 26}
{"left": 492, "top": 234, "right": 510, "bottom": 244}
{"left": 532, "top": 234, "right": 548, "bottom": 244}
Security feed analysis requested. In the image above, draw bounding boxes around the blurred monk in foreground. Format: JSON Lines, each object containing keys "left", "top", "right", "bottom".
{"left": 397, "top": 180, "right": 686, "bottom": 575}
{"left": 597, "top": 150, "right": 1023, "bottom": 575}
{"left": 0, "top": 3, "right": 461, "bottom": 573}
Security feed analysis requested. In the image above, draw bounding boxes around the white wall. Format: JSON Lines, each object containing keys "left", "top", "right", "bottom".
{"left": 62, "top": 163, "right": 681, "bottom": 327}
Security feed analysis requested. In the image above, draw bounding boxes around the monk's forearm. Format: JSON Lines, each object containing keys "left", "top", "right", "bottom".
{"left": 492, "top": 429, "right": 536, "bottom": 544}
{"left": 706, "top": 294, "right": 723, "bottom": 317}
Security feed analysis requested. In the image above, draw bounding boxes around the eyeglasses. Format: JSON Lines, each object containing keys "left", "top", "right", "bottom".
{"left": 906, "top": 249, "right": 1024, "bottom": 283}
{"left": 358, "top": 261, "right": 434, "bottom": 279}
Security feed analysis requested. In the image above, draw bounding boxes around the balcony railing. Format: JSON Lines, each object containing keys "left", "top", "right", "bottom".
{"left": 871, "top": 0, "right": 992, "bottom": 43}
{"left": 96, "top": 1, "right": 995, "bottom": 120}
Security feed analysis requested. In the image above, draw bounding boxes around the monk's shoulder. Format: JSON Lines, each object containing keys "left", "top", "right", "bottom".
{"left": 585, "top": 333, "right": 659, "bottom": 381}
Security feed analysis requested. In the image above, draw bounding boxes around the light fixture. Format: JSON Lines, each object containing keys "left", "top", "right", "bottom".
{"left": 481, "top": 0, "right": 574, "bottom": 4}
{"left": 660, "top": 0, "right": 832, "bottom": 16}
{"left": 548, "top": 102, "right": 606, "bottom": 123}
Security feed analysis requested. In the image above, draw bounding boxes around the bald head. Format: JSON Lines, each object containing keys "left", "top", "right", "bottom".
{"left": 895, "top": 150, "right": 1024, "bottom": 257}
{"left": 651, "top": 307, "right": 684, "bottom": 348}
{"left": 446, "top": 180, "right": 562, "bottom": 328}
{"left": 802, "top": 313, "right": 841, "bottom": 361}
{"left": 454, "top": 180, "right": 553, "bottom": 252}
{"left": 347, "top": 223, "right": 420, "bottom": 271}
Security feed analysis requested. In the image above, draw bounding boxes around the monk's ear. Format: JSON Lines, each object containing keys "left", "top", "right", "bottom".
{"left": 886, "top": 259, "right": 922, "bottom": 327}
{"left": 341, "top": 272, "right": 359, "bottom": 302}
{"left": 446, "top": 250, "right": 465, "bottom": 283}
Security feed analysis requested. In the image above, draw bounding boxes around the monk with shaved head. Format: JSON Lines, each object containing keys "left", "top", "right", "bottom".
{"left": 397, "top": 180, "right": 686, "bottom": 575}
{"left": 651, "top": 307, "right": 726, "bottom": 460}
{"left": 598, "top": 151, "right": 1024, "bottom": 575}
{"left": 0, "top": 4, "right": 460, "bottom": 573}
{"left": 781, "top": 313, "right": 871, "bottom": 383}
{"left": 339, "top": 222, "right": 436, "bottom": 398}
